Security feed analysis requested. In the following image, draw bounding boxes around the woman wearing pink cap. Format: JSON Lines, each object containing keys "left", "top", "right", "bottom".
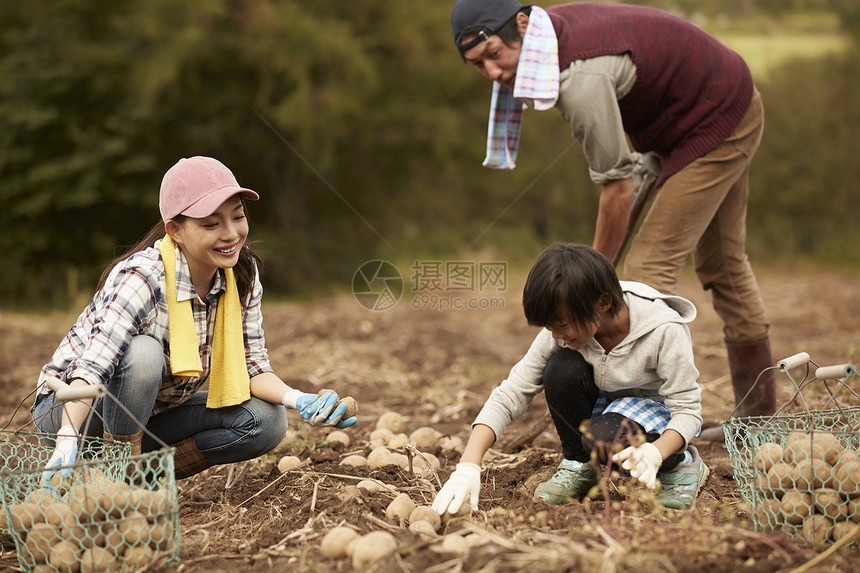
{"left": 33, "top": 156, "right": 357, "bottom": 480}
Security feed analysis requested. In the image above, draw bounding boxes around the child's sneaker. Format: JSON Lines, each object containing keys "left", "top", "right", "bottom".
{"left": 656, "top": 445, "right": 709, "bottom": 509}
{"left": 534, "top": 460, "right": 597, "bottom": 505}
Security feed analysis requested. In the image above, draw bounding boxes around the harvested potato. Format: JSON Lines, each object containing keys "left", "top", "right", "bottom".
{"left": 440, "top": 534, "right": 470, "bottom": 555}
{"left": 356, "top": 480, "right": 383, "bottom": 493}
{"left": 848, "top": 497, "right": 860, "bottom": 523}
{"left": 118, "top": 512, "right": 151, "bottom": 546}
{"left": 408, "top": 520, "right": 438, "bottom": 536}
{"left": 832, "top": 520, "right": 860, "bottom": 544}
{"left": 98, "top": 481, "right": 131, "bottom": 518}
{"left": 351, "top": 531, "right": 397, "bottom": 568}
{"left": 754, "top": 472, "right": 780, "bottom": 499}
{"left": 464, "top": 533, "right": 490, "bottom": 548}
{"left": 67, "top": 484, "right": 105, "bottom": 522}
{"left": 834, "top": 461, "right": 860, "bottom": 493}
{"left": 123, "top": 545, "right": 155, "bottom": 570}
{"left": 438, "top": 436, "right": 465, "bottom": 452}
{"left": 765, "top": 462, "right": 792, "bottom": 490}
{"left": 814, "top": 488, "right": 847, "bottom": 519}
{"left": 754, "top": 442, "right": 783, "bottom": 473}
{"left": 45, "top": 502, "right": 76, "bottom": 529}
{"left": 49, "top": 540, "right": 82, "bottom": 573}
{"left": 367, "top": 447, "right": 394, "bottom": 469}
{"left": 388, "top": 433, "right": 409, "bottom": 449}
{"left": 326, "top": 430, "right": 350, "bottom": 447}
{"left": 338, "top": 397, "right": 359, "bottom": 419}
{"left": 101, "top": 523, "right": 124, "bottom": 551}
{"left": 339, "top": 455, "right": 368, "bottom": 467}
{"left": 369, "top": 428, "right": 395, "bottom": 448}
{"left": 277, "top": 455, "right": 302, "bottom": 473}
{"left": 80, "top": 546, "right": 115, "bottom": 573}
{"left": 320, "top": 526, "right": 359, "bottom": 558}
{"left": 127, "top": 489, "right": 155, "bottom": 513}
{"left": 391, "top": 453, "right": 410, "bottom": 470}
{"left": 149, "top": 517, "right": 173, "bottom": 550}
{"left": 815, "top": 432, "right": 845, "bottom": 465}
{"left": 151, "top": 488, "right": 172, "bottom": 514}
{"left": 441, "top": 502, "right": 473, "bottom": 525}
{"left": 26, "top": 488, "right": 59, "bottom": 506}
{"left": 753, "top": 499, "right": 782, "bottom": 531}
{"left": 64, "top": 523, "right": 99, "bottom": 550}
{"left": 409, "top": 506, "right": 441, "bottom": 531}
{"left": 386, "top": 493, "right": 417, "bottom": 522}
{"left": 838, "top": 449, "right": 858, "bottom": 466}
{"left": 317, "top": 388, "right": 359, "bottom": 419}
{"left": 409, "top": 427, "right": 440, "bottom": 449}
{"left": 795, "top": 459, "right": 830, "bottom": 490}
{"left": 376, "top": 411, "right": 404, "bottom": 434}
{"left": 24, "top": 523, "right": 63, "bottom": 564}
{"left": 800, "top": 514, "right": 833, "bottom": 546}
{"left": 413, "top": 453, "right": 441, "bottom": 471}
{"left": 9, "top": 502, "right": 43, "bottom": 530}
{"left": 780, "top": 491, "right": 813, "bottom": 525}
{"left": 785, "top": 431, "right": 843, "bottom": 465}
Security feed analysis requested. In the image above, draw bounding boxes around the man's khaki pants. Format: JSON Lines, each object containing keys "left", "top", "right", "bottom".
{"left": 625, "top": 89, "right": 768, "bottom": 341}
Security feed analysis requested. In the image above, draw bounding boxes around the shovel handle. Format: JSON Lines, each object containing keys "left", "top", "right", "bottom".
{"left": 612, "top": 153, "right": 661, "bottom": 267}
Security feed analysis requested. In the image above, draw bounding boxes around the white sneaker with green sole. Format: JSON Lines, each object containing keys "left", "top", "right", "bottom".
{"left": 656, "top": 445, "right": 709, "bottom": 509}
{"left": 534, "top": 460, "right": 598, "bottom": 505}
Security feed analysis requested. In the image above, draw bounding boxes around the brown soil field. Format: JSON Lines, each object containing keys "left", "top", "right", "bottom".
{"left": 1, "top": 267, "right": 859, "bottom": 572}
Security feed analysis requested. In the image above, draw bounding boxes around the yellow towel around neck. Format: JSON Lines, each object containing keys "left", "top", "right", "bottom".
{"left": 159, "top": 236, "right": 250, "bottom": 409}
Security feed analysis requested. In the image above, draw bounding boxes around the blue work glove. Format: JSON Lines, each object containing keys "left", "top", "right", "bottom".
{"left": 335, "top": 411, "right": 358, "bottom": 429}
{"left": 282, "top": 389, "right": 349, "bottom": 427}
{"left": 42, "top": 424, "right": 79, "bottom": 489}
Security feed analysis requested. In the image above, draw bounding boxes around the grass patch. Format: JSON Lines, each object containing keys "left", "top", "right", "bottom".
{"left": 715, "top": 32, "right": 850, "bottom": 78}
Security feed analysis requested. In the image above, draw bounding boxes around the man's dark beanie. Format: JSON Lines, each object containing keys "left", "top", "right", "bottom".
{"left": 451, "top": 0, "right": 524, "bottom": 55}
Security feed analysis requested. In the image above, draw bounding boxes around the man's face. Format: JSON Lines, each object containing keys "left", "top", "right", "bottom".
{"left": 461, "top": 34, "right": 523, "bottom": 90}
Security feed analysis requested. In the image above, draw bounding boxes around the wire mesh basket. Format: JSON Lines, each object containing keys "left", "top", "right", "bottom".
{"left": 1, "top": 434, "right": 180, "bottom": 572}
{"left": 723, "top": 354, "right": 860, "bottom": 546}
{"left": 2, "top": 377, "right": 182, "bottom": 572}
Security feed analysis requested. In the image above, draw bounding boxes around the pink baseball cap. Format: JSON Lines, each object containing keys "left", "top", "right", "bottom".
{"left": 159, "top": 156, "right": 259, "bottom": 221}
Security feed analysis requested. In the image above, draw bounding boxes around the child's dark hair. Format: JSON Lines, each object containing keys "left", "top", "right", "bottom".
{"left": 523, "top": 243, "right": 624, "bottom": 328}
{"left": 97, "top": 210, "right": 263, "bottom": 308}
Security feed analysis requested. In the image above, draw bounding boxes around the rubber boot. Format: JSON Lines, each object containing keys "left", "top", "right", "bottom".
{"left": 105, "top": 430, "right": 143, "bottom": 456}
{"left": 104, "top": 430, "right": 147, "bottom": 484}
{"left": 171, "top": 436, "right": 211, "bottom": 480}
{"left": 698, "top": 335, "right": 777, "bottom": 442}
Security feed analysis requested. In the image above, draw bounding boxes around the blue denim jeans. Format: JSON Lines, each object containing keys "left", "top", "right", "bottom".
{"left": 32, "top": 335, "right": 288, "bottom": 467}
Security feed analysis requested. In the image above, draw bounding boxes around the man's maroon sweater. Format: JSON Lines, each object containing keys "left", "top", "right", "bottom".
{"left": 547, "top": 2, "right": 754, "bottom": 186}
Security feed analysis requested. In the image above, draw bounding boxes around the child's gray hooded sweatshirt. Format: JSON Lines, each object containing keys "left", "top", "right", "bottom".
{"left": 473, "top": 281, "right": 703, "bottom": 445}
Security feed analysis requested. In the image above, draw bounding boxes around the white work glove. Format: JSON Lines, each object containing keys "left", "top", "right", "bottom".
{"left": 431, "top": 462, "right": 481, "bottom": 515}
{"left": 282, "top": 389, "right": 347, "bottom": 427}
{"left": 43, "top": 424, "right": 79, "bottom": 488}
{"left": 612, "top": 442, "right": 663, "bottom": 489}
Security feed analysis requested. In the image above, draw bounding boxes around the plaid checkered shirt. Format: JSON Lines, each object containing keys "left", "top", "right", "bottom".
{"left": 36, "top": 241, "right": 272, "bottom": 415}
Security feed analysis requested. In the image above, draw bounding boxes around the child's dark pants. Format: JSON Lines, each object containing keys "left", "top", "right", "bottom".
{"left": 543, "top": 347, "right": 684, "bottom": 471}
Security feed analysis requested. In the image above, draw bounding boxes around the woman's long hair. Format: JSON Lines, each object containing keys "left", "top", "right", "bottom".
{"left": 97, "top": 214, "right": 264, "bottom": 308}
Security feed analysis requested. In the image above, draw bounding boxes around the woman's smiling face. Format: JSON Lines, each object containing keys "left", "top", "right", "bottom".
{"left": 168, "top": 194, "right": 248, "bottom": 293}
